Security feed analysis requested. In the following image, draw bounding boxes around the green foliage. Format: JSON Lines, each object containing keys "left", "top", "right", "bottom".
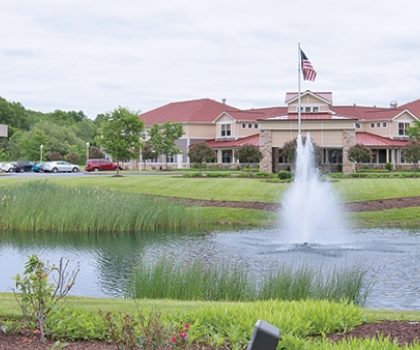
{"left": 348, "top": 144, "right": 371, "bottom": 164}
{"left": 404, "top": 140, "right": 420, "bottom": 173}
{"left": 141, "top": 140, "right": 157, "bottom": 161}
{"left": 148, "top": 122, "right": 183, "bottom": 162}
{"left": 278, "top": 170, "right": 292, "bottom": 179}
{"left": 13, "top": 255, "right": 79, "bottom": 341}
{"left": 98, "top": 107, "right": 144, "bottom": 169}
{"left": 281, "top": 137, "right": 322, "bottom": 164}
{"left": 185, "top": 300, "right": 362, "bottom": 349}
{"left": 0, "top": 181, "right": 199, "bottom": 234}
{"left": 88, "top": 145, "right": 105, "bottom": 159}
{"left": 408, "top": 120, "right": 420, "bottom": 141}
{"left": 188, "top": 142, "right": 216, "bottom": 164}
{"left": 236, "top": 144, "right": 262, "bottom": 164}
{"left": 128, "top": 260, "right": 369, "bottom": 304}
{"left": 385, "top": 162, "right": 393, "bottom": 171}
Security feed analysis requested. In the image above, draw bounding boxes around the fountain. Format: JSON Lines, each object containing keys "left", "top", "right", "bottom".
{"left": 280, "top": 133, "right": 349, "bottom": 244}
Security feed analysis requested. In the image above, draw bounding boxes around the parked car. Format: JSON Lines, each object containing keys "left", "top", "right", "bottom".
{"left": 42, "top": 161, "right": 80, "bottom": 173}
{"left": 0, "top": 162, "right": 17, "bottom": 173}
{"left": 85, "top": 159, "right": 121, "bottom": 172}
{"left": 13, "top": 161, "right": 35, "bottom": 173}
{"left": 32, "top": 162, "right": 45, "bottom": 173}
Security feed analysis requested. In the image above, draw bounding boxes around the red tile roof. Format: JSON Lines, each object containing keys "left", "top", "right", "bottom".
{"left": 243, "top": 106, "right": 288, "bottom": 118}
{"left": 355, "top": 132, "right": 408, "bottom": 147}
{"left": 399, "top": 98, "right": 420, "bottom": 117}
{"left": 206, "top": 134, "right": 260, "bottom": 148}
{"left": 264, "top": 112, "right": 356, "bottom": 120}
{"left": 139, "top": 98, "right": 239, "bottom": 125}
{"left": 221, "top": 110, "right": 266, "bottom": 121}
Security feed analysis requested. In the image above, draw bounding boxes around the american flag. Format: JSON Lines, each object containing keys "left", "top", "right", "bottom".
{"left": 300, "top": 49, "right": 317, "bottom": 81}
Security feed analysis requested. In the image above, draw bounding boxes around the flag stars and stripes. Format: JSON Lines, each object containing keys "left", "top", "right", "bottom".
{"left": 300, "top": 49, "right": 317, "bottom": 81}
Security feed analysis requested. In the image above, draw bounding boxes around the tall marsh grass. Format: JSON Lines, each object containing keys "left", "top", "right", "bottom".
{"left": 128, "top": 259, "right": 369, "bottom": 304}
{"left": 0, "top": 182, "right": 200, "bottom": 234}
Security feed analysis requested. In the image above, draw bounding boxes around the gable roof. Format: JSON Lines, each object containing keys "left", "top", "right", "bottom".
{"left": 331, "top": 106, "right": 415, "bottom": 121}
{"left": 214, "top": 110, "right": 266, "bottom": 122}
{"left": 139, "top": 98, "right": 239, "bottom": 125}
{"left": 399, "top": 98, "right": 420, "bottom": 116}
{"left": 355, "top": 132, "right": 408, "bottom": 147}
{"left": 243, "top": 106, "right": 288, "bottom": 118}
{"left": 285, "top": 91, "right": 333, "bottom": 104}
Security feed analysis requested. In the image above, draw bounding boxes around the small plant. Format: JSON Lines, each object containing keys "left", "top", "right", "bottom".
{"left": 169, "top": 322, "right": 190, "bottom": 350}
{"left": 385, "top": 162, "right": 392, "bottom": 171}
{"left": 13, "top": 255, "right": 79, "bottom": 342}
{"left": 277, "top": 170, "right": 292, "bottom": 180}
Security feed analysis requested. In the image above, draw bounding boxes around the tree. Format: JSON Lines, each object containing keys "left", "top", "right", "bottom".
{"left": 188, "top": 142, "right": 216, "bottom": 167}
{"left": 348, "top": 144, "right": 371, "bottom": 170}
{"left": 280, "top": 137, "right": 322, "bottom": 164}
{"left": 13, "top": 255, "right": 79, "bottom": 342}
{"left": 408, "top": 121, "right": 420, "bottom": 141}
{"left": 98, "top": 107, "right": 144, "bottom": 175}
{"left": 148, "top": 122, "right": 183, "bottom": 168}
{"left": 141, "top": 141, "right": 157, "bottom": 169}
{"left": 236, "top": 144, "right": 262, "bottom": 166}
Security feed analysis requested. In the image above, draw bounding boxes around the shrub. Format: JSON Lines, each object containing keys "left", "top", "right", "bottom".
{"left": 277, "top": 170, "right": 292, "bottom": 179}
{"left": 385, "top": 162, "right": 392, "bottom": 171}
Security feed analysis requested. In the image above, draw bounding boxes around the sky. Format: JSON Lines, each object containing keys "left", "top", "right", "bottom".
{"left": 1, "top": 0, "right": 420, "bottom": 118}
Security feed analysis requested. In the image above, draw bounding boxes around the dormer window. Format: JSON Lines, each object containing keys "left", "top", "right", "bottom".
{"left": 296, "top": 105, "right": 320, "bottom": 113}
{"left": 221, "top": 124, "right": 231, "bottom": 137}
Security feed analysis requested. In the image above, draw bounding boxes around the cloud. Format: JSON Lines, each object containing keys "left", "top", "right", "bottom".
{"left": 1, "top": 0, "right": 420, "bottom": 117}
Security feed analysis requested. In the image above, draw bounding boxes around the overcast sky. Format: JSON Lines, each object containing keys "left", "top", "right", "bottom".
{"left": 2, "top": 0, "right": 420, "bottom": 118}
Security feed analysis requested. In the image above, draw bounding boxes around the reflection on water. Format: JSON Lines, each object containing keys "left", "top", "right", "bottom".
{"left": 0, "top": 228, "right": 418, "bottom": 310}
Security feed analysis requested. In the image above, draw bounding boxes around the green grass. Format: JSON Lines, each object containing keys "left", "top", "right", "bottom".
{"left": 352, "top": 207, "right": 420, "bottom": 228}
{"left": 1, "top": 176, "right": 419, "bottom": 203}
{"left": 1, "top": 293, "right": 419, "bottom": 349}
{"left": 0, "top": 181, "right": 200, "bottom": 234}
{"left": 128, "top": 260, "right": 369, "bottom": 304}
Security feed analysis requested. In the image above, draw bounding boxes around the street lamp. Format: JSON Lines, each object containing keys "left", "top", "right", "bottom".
{"left": 40, "top": 144, "right": 44, "bottom": 163}
{"left": 86, "top": 142, "right": 90, "bottom": 163}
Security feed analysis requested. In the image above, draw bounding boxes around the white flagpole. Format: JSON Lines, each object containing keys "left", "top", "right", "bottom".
{"left": 297, "top": 42, "right": 302, "bottom": 136}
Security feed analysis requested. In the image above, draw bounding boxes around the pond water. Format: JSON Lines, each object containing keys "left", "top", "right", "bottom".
{"left": 0, "top": 228, "right": 419, "bottom": 310}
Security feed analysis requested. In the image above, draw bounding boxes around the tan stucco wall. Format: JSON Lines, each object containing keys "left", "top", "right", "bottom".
{"left": 0, "top": 124, "right": 8, "bottom": 137}
{"left": 237, "top": 122, "right": 259, "bottom": 138}
{"left": 271, "top": 129, "right": 348, "bottom": 148}
{"left": 288, "top": 94, "right": 330, "bottom": 113}
{"left": 359, "top": 121, "right": 393, "bottom": 138}
{"left": 184, "top": 124, "right": 215, "bottom": 139}
{"left": 391, "top": 112, "right": 417, "bottom": 138}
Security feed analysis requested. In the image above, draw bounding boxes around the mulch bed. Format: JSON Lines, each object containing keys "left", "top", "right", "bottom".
{"left": 329, "top": 321, "right": 420, "bottom": 345}
{"left": 1, "top": 321, "right": 419, "bottom": 349}
{"left": 172, "top": 195, "right": 420, "bottom": 212}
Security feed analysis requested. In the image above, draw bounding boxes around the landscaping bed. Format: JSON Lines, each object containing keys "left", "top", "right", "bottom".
{"left": 1, "top": 321, "right": 419, "bottom": 349}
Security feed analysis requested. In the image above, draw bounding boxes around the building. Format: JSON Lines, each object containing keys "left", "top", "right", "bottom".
{"left": 0, "top": 124, "right": 7, "bottom": 138}
{"left": 139, "top": 91, "right": 419, "bottom": 172}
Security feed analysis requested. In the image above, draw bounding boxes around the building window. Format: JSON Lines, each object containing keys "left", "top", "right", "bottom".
{"left": 327, "top": 149, "right": 343, "bottom": 163}
{"left": 371, "top": 123, "right": 375, "bottom": 128}
{"left": 254, "top": 123, "right": 258, "bottom": 128}
{"left": 355, "top": 123, "right": 360, "bottom": 128}
{"left": 313, "top": 106, "right": 319, "bottom": 112}
{"left": 222, "top": 150, "right": 232, "bottom": 163}
{"left": 166, "top": 155, "right": 175, "bottom": 163}
{"left": 242, "top": 123, "right": 246, "bottom": 128}
{"left": 248, "top": 123, "right": 252, "bottom": 128}
{"left": 383, "top": 122, "right": 387, "bottom": 127}
{"left": 221, "top": 124, "right": 231, "bottom": 137}
{"left": 376, "top": 122, "right": 381, "bottom": 128}
{"left": 305, "top": 106, "right": 311, "bottom": 112}
{"left": 398, "top": 122, "right": 410, "bottom": 136}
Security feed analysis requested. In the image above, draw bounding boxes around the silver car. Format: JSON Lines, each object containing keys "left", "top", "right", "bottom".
{"left": 42, "top": 161, "right": 80, "bottom": 173}
{"left": 0, "top": 162, "right": 16, "bottom": 173}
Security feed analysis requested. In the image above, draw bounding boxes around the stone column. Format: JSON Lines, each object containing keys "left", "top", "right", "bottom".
{"left": 260, "top": 130, "right": 273, "bottom": 173}
{"left": 272, "top": 147, "right": 280, "bottom": 172}
{"left": 342, "top": 130, "right": 356, "bottom": 174}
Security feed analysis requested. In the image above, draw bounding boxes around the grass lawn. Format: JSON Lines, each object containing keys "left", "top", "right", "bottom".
{"left": 1, "top": 293, "right": 419, "bottom": 321}
{"left": 1, "top": 176, "right": 420, "bottom": 203}
{"left": 352, "top": 207, "right": 420, "bottom": 229}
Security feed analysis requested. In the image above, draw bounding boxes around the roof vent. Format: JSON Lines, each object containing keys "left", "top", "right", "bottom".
{"left": 390, "top": 100, "right": 398, "bottom": 108}
{"left": 222, "top": 98, "right": 226, "bottom": 104}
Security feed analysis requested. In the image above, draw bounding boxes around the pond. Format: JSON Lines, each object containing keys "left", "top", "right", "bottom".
{"left": 0, "top": 228, "right": 418, "bottom": 310}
